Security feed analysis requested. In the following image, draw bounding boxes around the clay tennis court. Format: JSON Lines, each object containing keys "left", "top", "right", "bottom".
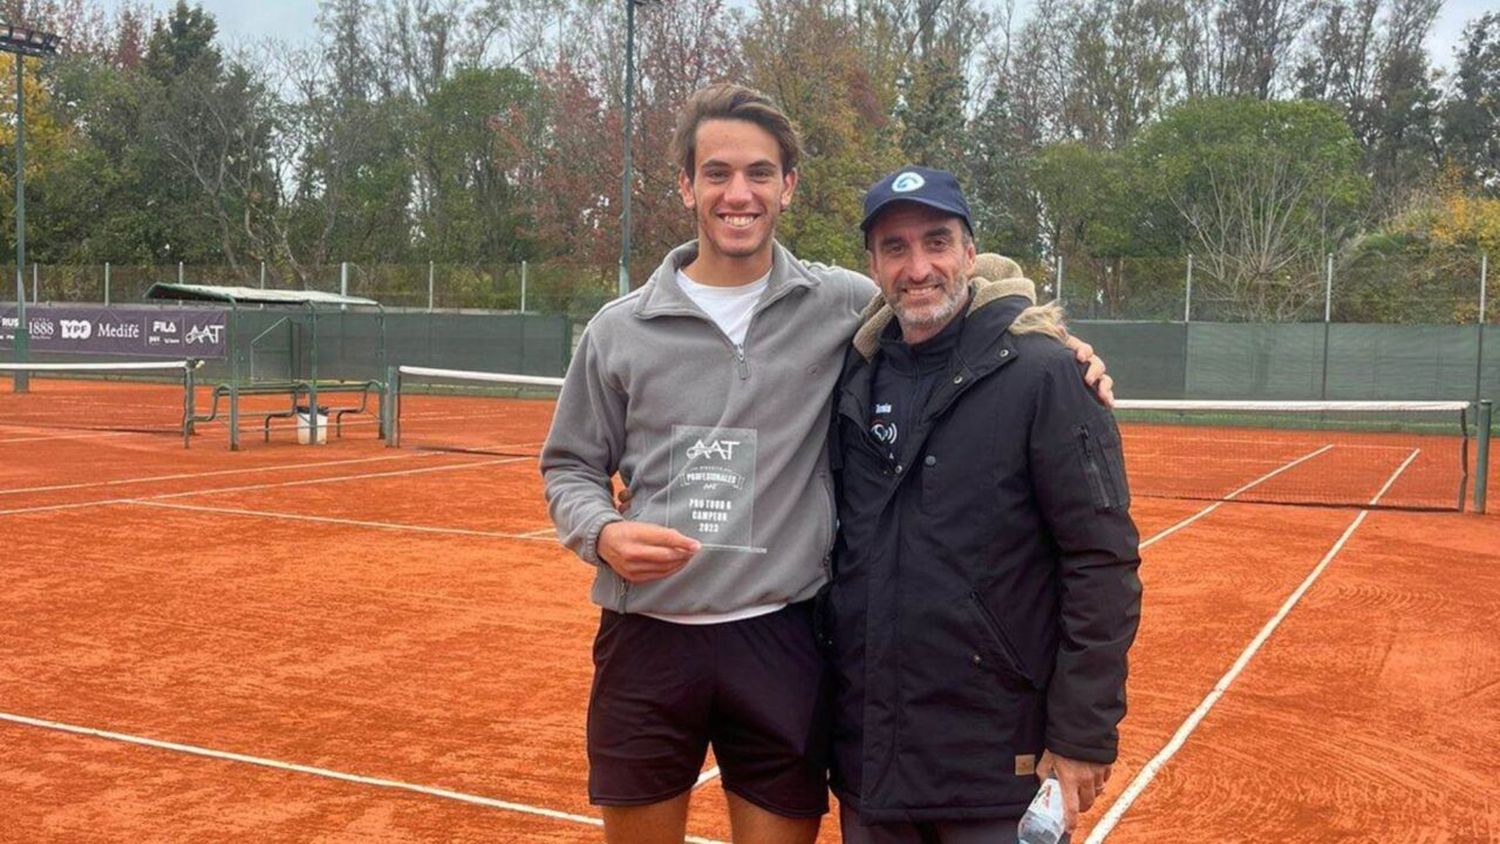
{"left": 2, "top": 380, "right": 1498, "bottom": 842}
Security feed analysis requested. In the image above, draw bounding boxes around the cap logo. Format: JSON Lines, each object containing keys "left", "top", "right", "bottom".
{"left": 891, "top": 172, "right": 925, "bottom": 193}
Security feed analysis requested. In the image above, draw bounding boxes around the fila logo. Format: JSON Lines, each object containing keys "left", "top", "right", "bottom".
{"left": 152, "top": 320, "right": 179, "bottom": 334}
{"left": 891, "top": 172, "right": 925, "bottom": 193}
{"left": 686, "top": 438, "right": 741, "bottom": 460}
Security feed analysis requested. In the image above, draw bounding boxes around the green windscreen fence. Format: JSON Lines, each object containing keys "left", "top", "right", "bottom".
{"left": 1075, "top": 321, "right": 1497, "bottom": 403}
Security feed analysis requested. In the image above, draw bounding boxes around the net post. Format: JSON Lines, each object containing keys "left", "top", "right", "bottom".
{"left": 1477, "top": 400, "right": 1492, "bottom": 514}
{"left": 229, "top": 382, "right": 240, "bottom": 451}
{"left": 183, "top": 360, "right": 195, "bottom": 448}
{"left": 385, "top": 366, "right": 400, "bottom": 448}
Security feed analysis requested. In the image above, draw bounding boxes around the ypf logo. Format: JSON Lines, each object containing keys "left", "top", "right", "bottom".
{"left": 891, "top": 172, "right": 926, "bottom": 193}
{"left": 60, "top": 319, "right": 94, "bottom": 340}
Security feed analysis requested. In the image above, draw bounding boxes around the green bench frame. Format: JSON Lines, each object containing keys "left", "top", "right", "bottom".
{"left": 191, "top": 380, "right": 385, "bottom": 450}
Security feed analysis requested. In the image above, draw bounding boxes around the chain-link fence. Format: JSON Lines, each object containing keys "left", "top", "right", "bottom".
{"left": 2, "top": 260, "right": 618, "bottom": 321}
{"left": 1048, "top": 251, "right": 1495, "bottom": 325}
{"left": 4, "top": 252, "right": 1493, "bottom": 325}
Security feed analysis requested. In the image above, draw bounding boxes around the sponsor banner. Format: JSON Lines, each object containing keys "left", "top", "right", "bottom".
{"left": 0, "top": 305, "right": 228, "bottom": 359}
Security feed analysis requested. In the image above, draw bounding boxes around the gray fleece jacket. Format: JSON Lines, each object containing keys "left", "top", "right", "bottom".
{"left": 540, "top": 240, "right": 876, "bottom": 615}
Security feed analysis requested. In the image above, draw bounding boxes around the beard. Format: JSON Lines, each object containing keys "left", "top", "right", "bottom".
{"left": 890, "top": 272, "right": 969, "bottom": 332}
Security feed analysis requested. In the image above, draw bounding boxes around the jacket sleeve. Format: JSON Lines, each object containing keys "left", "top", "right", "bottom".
{"left": 539, "top": 326, "right": 627, "bottom": 568}
{"left": 1026, "top": 350, "right": 1142, "bottom": 764}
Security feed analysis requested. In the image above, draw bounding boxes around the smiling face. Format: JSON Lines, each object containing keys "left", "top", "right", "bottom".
{"left": 866, "top": 202, "right": 976, "bottom": 344}
{"left": 677, "top": 118, "right": 798, "bottom": 282}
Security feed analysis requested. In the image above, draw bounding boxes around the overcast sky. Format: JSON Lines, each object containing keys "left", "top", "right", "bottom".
{"left": 103, "top": 0, "right": 1492, "bottom": 74}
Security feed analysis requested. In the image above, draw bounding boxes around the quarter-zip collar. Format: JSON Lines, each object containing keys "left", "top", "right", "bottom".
{"left": 634, "top": 239, "right": 820, "bottom": 321}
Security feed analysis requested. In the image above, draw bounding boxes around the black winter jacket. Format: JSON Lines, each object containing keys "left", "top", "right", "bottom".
{"left": 826, "top": 282, "right": 1142, "bottom": 823}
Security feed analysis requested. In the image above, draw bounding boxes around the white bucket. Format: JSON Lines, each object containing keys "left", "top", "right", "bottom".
{"left": 296, "top": 411, "right": 328, "bottom": 444}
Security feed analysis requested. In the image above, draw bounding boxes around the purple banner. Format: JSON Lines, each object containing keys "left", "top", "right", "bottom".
{"left": 0, "top": 305, "right": 228, "bottom": 359}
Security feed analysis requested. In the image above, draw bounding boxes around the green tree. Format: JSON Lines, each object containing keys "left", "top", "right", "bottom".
{"left": 1133, "top": 97, "right": 1365, "bottom": 320}
{"left": 744, "top": 0, "right": 904, "bottom": 268}
{"left": 1441, "top": 12, "right": 1500, "bottom": 193}
{"left": 415, "top": 66, "right": 537, "bottom": 262}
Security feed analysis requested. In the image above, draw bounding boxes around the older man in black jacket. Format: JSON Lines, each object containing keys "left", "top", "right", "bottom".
{"left": 826, "top": 167, "right": 1142, "bottom": 844}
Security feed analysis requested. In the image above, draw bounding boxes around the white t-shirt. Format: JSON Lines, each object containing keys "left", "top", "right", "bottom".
{"left": 674, "top": 269, "right": 768, "bottom": 347}
{"left": 642, "top": 270, "right": 784, "bottom": 626}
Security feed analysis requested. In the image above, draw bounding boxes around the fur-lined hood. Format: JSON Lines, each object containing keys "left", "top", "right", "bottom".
{"left": 852, "top": 253, "right": 1066, "bottom": 360}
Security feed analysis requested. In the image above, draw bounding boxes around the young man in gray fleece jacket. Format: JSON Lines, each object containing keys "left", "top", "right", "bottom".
{"left": 540, "top": 83, "right": 1110, "bottom": 844}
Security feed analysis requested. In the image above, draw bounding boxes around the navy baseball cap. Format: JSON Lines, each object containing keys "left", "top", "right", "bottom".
{"left": 860, "top": 166, "right": 974, "bottom": 236}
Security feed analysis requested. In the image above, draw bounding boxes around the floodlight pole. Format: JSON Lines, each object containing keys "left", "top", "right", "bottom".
{"left": 3, "top": 24, "right": 62, "bottom": 393}
{"left": 617, "top": 0, "right": 648, "bottom": 299}
{"left": 12, "top": 51, "right": 27, "bottom": 391}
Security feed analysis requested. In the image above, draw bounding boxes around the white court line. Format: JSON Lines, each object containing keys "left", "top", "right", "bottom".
{"left": 0, "top": 452, "right": 437, "bottom": 497}
{"left": 1369, "top": 449, "right": 1420, "bottom": 506}
{"left": 1137, "top": 444, "right": 1333, "bottom": 549}
{"left": 0, "top": 457, "right": 524, "bottom": 518}
{"left": 1086, "top": 453, "right": 1413, "bottom": 842}
{"left": 148, "top": 458, "right": 527, "bottom": 500}
{"left": 128, "top": 500, "right": 558, "bottom": 542}
{"left": 0, "top": 429, "right": 150, "bottom": 445}
{"left": 694, "top": 765, "right": 721, "bottom": 789}
{"left": 0, "top": 711, "right": 725, "bottom": 844}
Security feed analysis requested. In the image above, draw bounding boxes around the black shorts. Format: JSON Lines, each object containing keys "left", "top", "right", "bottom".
{"left": 586, "top": 600, "right": 831, "bottom": 818}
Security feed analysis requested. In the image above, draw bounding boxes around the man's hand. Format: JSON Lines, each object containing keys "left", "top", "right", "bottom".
{"left": 614, "top": 483, "right": 633, "bottom": 516}
{"left": 1062, "top": 334, "right": 1115, "bottom": 408}
{"left": 598, "top": 520, "right": 700, "bottom": 583}
{"left": 1037, "top": 750, "right": 1112, "bottom": 833}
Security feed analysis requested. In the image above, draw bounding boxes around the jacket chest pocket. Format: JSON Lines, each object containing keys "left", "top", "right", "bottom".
{"left": 918, "top": 425, "right": 1009, "bottom": 526}
{"left": 1075, "top": 419, "right": 1129, "bottom": 513}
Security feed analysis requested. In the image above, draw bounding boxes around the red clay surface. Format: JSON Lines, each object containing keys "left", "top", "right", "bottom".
{"left": 2, "top": 386, "right": 1498, "bottom": 842}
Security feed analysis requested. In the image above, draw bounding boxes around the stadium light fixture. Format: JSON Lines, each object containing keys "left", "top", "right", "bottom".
{"left": 618, "top": 0, "right": 656, "bottom": 298}
{"left": 1, "top": 22, "right": 62, "bottom": 393}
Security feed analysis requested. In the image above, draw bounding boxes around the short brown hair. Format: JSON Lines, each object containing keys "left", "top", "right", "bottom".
{"left": 672, "top": 83, "right": 803, "bottom": 179}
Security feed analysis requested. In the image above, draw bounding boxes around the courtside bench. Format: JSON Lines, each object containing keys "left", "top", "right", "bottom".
{"left": 191, "top": 379, "right": 384, "bottom": 450}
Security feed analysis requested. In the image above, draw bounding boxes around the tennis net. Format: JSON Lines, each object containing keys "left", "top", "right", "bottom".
{"left": 0, "top": 360, "right": 198, "bottom": 445}
{"left": 383, "top": 371, "right": 1487, "bottom": 512}
{"left": 1113, "top": 400, "right": 1482, "bottom": 512}
{"left": 386, "top": 365, "right": 562, "bottom": 457}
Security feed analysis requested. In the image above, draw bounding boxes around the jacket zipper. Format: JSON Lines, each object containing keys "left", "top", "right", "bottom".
{"left": 1077, "top": 425, "right": 1115, "bottom": 510}
{"left": 647, "top": 276, "right": 808, "bottom": 382}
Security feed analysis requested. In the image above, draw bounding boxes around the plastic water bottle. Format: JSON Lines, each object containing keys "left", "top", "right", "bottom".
{"left": 1017, "top": 775, "right": 1066, "bottom": 844}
